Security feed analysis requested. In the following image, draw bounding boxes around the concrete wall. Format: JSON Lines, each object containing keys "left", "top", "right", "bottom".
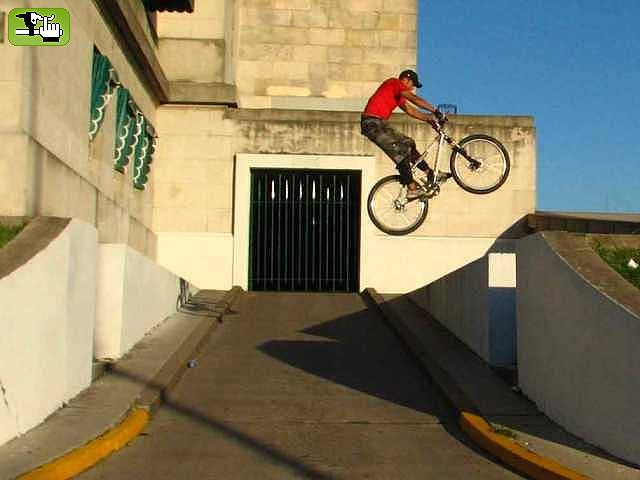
{"left": 517, "top": 232, "right": 640, "bottom": 465}
{"left": 153, "top": 107, "right": 535, "bottom": 290}
{"left": 0, "top": 0, "right": 158, "bottom": 257}
{"left": 0, "top": 219, "right": 97, "bottom": 445}
{"left": 156, "top": 233, "right": 233, "bottom": 290}
{"left": 95, "top": 243, "right": 179, "bottom": 360}
{"left": 409, "top": 246, "right": 517, "bottom": 366}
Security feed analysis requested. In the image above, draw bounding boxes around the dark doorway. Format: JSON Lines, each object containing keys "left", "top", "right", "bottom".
{"left": 249, "top": 169, "right": 361, "bottom": 292}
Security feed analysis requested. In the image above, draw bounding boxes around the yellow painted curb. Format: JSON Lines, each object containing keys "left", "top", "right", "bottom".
{"left": 459, "top": 412, "right": 590, "bottom": 480}
{"left": 17, "top": 408, "right": 150, "bottom": 480}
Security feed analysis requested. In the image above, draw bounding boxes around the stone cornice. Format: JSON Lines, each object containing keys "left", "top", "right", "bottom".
{"left": 94, "top": 0, "right": 170, "bottom": 103}
{"left": 94, "top": 1, "right": 235, "bottom": 106}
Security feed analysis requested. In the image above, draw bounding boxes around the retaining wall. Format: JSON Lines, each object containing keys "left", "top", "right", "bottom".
{"left": 0, "top": 217, "right": 180, "bottom": 447}
{"left": 0, "top": 218, "right": 97, "bottom": 445}
{"left": 408, "top": 242, "right": 517, "bottom": 366}
{"left": 95, "top": 244, "right": 179, "bottom": 360}
{"left": 517, "top": 231, "right": 640, "bottom": 465}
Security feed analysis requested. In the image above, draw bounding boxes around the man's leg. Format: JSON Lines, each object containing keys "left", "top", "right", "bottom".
{"left": 375, "top": 122, "right": 423, "bottom": 186}
{"left": 410, "top": 147, "right": 431, "bottom": 174}
{"left": 362, "top": 118, "right": 414, "bottom": 185}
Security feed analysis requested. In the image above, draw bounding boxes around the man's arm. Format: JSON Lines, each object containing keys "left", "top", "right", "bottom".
{"left": 398, "top": 101, "right": 438, "bottom": 123}
{"left": 400, "top": 91, "right": 438, "bottom": 114}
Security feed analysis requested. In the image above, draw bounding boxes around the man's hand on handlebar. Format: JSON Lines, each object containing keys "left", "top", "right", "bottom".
{"left": 427, "top": 110, "right": 448, "bottom": 130}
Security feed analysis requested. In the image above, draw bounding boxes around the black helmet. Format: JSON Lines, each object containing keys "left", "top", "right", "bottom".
{"left": 399, "top": 69, "right": 422, "bottom": 88}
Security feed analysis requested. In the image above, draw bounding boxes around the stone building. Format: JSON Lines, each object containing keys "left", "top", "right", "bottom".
{"left": 0, "top": 0, "right": 535, "bottom": 443}
{"left": 1, "top": 0, "right": 536, "bottom": 293}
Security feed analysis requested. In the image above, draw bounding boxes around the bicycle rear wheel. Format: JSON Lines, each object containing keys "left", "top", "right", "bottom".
{"left": 450, "top": 134, "right": 510, "bottom": 194}
{"left": 367, "top": 175, "right": 429, "bottom": 235}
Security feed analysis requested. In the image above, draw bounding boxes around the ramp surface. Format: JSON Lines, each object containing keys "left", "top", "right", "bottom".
{"left": 78, "top": 292, "right": 522, "bottom": 479}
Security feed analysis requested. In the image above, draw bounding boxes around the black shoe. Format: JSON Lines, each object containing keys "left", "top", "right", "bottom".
{"left": 419, "top": 167, "right": 435, "bottom": 186}
{"left": 436, "top": 171, "right": 453, "bottom": 183}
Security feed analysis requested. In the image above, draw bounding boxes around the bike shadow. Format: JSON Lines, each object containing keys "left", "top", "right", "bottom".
{"left": 255, "top": 297, "right": 528, "bottom": 476}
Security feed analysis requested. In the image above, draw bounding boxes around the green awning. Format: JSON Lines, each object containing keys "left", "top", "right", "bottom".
{"left": 113, "top": 88, "right": 136, "bottom": 172}
{"left": 89, "top": 50, "right": 119, "bottom": 140}
{"left": 133, "top": 133, "right": 156, "bottom": 190}
{"left": 112, "top": 82, "right": 157, "bottom": 189}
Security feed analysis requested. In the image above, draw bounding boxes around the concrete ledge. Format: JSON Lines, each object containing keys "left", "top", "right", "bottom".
{"left": 132, "top": 287, "right": 243, "bottom": 412}
{"left": 551, "top": 232, "right": 640, "bottom": 318}
{"left": 362, "top": 288, "right": 590, "bottom": 480}
{"left": 168, "top": 81, "right": 237, "bottom": 105}
{"left": 227, "top": 108, "right": 534, "bottom": 127}
{"left": 4, "top": 288, "right": 242, "bottom": 480}
{"left": 0, "top": 216, "right": 30, "bottom": 228}
{"left": 17, "top": 409, "right": 150, "bottom": 480}
{"left": 459, "top": 412, "right": 589, "bottom": 480}
{"left": 528, "top": 212, "right": 640, "bottom": 235}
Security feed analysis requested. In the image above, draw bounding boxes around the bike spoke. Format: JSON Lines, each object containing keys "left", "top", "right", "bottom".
{"left": 369, "top": 176, "right": 428, "bottom": 234}
{"left": 452, "top": 137, "right": 508, "bottom": 192}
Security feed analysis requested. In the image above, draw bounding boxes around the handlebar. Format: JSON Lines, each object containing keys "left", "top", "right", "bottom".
{"left": 428, "top": 114, "right": 447, "bottom": 133}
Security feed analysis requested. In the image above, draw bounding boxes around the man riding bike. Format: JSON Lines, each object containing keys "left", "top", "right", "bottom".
{"left": 361, "top": 69, "right": 448, "bottom": 198}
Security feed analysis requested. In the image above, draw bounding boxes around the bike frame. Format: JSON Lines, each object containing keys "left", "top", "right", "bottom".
{"left": 410, "top": 120, "right": 478, "bottom": 184}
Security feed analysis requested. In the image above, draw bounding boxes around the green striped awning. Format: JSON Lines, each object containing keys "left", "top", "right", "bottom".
{"left": 89, "top": 50, "right": 119, "bottom": 140}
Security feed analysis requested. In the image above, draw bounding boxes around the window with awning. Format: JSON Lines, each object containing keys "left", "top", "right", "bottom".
{"left": 113, "top": 87, "right": 157, "bottom": 190}
{"left": 89, "top": 49, "right": 119, "bottom": 140}
{"left": 90, "top": 48, "right": 158, "bottom": 191}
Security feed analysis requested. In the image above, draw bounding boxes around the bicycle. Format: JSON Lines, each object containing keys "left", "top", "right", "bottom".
{"left": 367, "top": 116, "right": 511, "bottom": 235}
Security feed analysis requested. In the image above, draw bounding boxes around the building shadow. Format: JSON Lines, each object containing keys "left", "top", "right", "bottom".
{"left": 381, "top": 213, "right": 640, "bottom": 471}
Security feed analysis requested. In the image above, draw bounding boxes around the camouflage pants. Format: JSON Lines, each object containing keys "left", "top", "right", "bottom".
{"left": 360, "top": 116, "right": 419, "bottom": 185}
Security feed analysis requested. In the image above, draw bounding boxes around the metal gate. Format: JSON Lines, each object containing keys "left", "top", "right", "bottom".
{"left": 249, "top": 169, "right": 361, "bottom": 292}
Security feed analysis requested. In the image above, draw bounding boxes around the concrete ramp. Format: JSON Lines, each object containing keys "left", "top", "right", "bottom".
{"left": 77, "top": 292, "right": 523, "bottom": 479}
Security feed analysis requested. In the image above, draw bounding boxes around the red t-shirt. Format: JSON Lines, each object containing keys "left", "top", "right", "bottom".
{"left": 363, "top": 78, "right": 411, "bottom": 120}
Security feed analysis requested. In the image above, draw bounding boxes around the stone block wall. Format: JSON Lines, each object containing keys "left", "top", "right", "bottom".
{"left": 152, "top": 106, "right": 535, "bottom": 289}
{"left": 157, "top": 0, "right": 228, "bottom": 85}
{"left": 154, "top": 108, "right": 535, "bottom": 239}
{"left": 158, "top": 0, "right": 227, "bottom": 39}
{"left": 0, "top": 0, "right": 158, "bottom": 256}
{"left": 234, "top": 0, "right": 418, "bottom": 105}
{"left": 154, "top": 106, "right": 235, "bottom": 233}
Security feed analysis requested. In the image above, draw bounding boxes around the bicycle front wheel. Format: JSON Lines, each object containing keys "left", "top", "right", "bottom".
{"left": 367, "top": 175, "right": 429, "bottom": 236}
{"left": 450, "top": 134, "right": 510, "bottom": 194}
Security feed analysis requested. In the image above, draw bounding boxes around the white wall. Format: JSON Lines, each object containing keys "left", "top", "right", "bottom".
{"left": 408, "top": 245, "right": 517, "bottom": 366}
{"left": 0, "top": 219, "right": 97, "bottom": 445}
{"left": 173, "top": 153, "right": 520, "bottom": 297}
{"left": 156, "top": 232, "right": 233, "bottom": 290}
{"left": 517, "top": 233, "right": 640, "bottom": 465}
{"left": 95, "top": 244, "right": 179, "bottom": 360}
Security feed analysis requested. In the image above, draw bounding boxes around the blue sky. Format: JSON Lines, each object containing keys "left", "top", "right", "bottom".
{"left": 417, "top": 0, "right": 640, "bottom": 213}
